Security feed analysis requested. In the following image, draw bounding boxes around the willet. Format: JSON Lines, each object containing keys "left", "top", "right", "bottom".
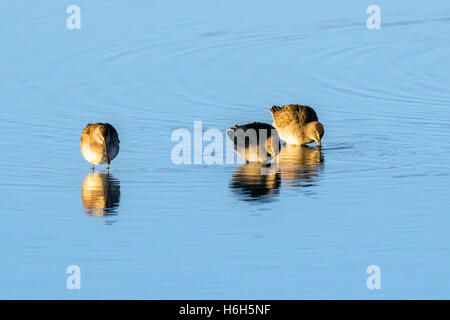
{"left": 226, "top": 122, "right": 280, "bottom": 164}
{"left": 80, "top": 123, "right": 120, "bottom": 171}
{"left": 270, "top": 104, "right": 324, "bottom": 146}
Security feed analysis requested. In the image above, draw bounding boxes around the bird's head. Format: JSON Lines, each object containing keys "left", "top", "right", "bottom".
{"left": 306, "top": 121, "right": 324, "bottom": 147}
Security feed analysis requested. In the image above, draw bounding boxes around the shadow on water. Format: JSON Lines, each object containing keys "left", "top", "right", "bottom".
{"left": 230, "top": 145, "right": 324, "bottom": 202}
{"left": 81, "top": 172, "right": 121, "bottom": 222}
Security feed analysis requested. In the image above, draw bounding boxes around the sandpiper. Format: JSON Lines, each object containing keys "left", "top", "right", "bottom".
{"left": 270, "top": 104, "right": 324, "bottom": 146}
{"left": 226, "top": 122, "right": 280, "bottom": 164}
{"left": 80, "top": 123, "right": 120, "bottom": 171}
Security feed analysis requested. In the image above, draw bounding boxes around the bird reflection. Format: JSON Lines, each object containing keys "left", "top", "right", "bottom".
{"left": 81, "top": 172, "right": 120, "bottom": 217}
{"left": 230, "top": 163, "right": 281, "bottom": 202}
{"left": 278, "top": 145, "right": 324, "bottom": 188}
{"left": 229, "top": 145, "right": 324, "bottom": 202}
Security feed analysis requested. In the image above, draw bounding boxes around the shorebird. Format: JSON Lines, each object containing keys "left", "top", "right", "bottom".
{"left": 226, "top": 122, "right": 280, "bottom": 164}
{"left": 270, "top": 104, "right": 324, "bottom": 146}
{"left": 80, "top": 123, "right": 120, "bottom": 171}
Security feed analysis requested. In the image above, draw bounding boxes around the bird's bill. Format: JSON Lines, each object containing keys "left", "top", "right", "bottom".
{"left": 315, "top": 133, "right": 322, "bottom": 147}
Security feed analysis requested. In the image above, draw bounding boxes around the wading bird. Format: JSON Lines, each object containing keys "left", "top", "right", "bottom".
{"left": 270, "top": 104, "right": 324, "bottom": 147}
{"left": 226, "top": 122, "right": 280, "bottom": 164}
{"left": 80, "top": 123, "right": 120, "bottom": 171}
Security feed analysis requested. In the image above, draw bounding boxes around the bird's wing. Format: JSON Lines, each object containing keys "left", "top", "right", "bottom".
{"left": 270, "top": 105, "right": 318, "bottom": 128}
{"left": 80, "top": 124, "right": 95, "bottom": 143}
{"left": 228, "top": 122, "right": 274, "bottom": 149}
{"left": 231, "top": 122, "right": 272, "bottom": 131}
{"left": 107, "top": 124, "right": 120, "bottom": 144}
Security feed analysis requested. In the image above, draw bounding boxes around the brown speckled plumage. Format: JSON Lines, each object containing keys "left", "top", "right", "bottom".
{"left": 270, "top": 104, "right": 324, "bottom": 146}
{"left": 80, "top": 123, "right": 120, "bottom": 170}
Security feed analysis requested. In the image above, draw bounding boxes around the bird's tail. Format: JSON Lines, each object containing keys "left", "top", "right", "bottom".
{"left": 270, "top": 105, "right": 282, "bottom": 115}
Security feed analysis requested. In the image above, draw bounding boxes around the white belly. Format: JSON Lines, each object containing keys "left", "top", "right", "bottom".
{"left": 81, "top": 146, "right": 107, "bottom": 165}
{"left": 282, "top": 134, "right": 300, "bottom": 145}
{"left": 276, "top": 129, "right": 300, "bottom": 145}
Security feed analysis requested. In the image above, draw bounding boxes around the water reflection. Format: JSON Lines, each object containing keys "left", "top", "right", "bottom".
{"left": 81, "top": 172, "right": 121, "bottom": 217}
{"left": 278, "top": 145, "right": 324, "bottom": 188}
{"left": 230, "top": 145, "right": 324, "bottom": 202}
{"left": 230, "top": 163, "right": 281, "bottom": 202}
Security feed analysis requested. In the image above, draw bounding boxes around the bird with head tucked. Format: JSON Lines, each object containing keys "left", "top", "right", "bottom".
{"left": 80, "top": 123, "right": 120, "bottom": 171}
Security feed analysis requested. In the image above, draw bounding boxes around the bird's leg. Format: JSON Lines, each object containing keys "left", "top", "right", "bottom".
{"left": 107, "top": 163, "right": 110, "bottom": 172}
{"left": 92, "top": 164, "right": 94, "bottom": 172}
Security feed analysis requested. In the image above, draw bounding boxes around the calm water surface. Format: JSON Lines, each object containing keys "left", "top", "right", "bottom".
{"left": 1, "top": 0, "right": 450, "bottom": 298}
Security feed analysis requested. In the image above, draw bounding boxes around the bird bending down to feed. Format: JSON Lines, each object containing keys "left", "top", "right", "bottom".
{"left": 270, "top": 104, "right": 324, "bottom": 146}
{"left": 80, "top": 123, "right": 120, "bottom": 171}
{"left": 227, "top": 122, "right": 280, "bottom": 164}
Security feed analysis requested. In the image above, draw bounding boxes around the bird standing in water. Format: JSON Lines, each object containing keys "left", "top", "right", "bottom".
{"left": 227, "top": 122, "right": 280, "bottom": 164}
{"left": 270, "top": 104, "right": 324, "bottom": 147}
{"left": 80, "top": 123, "right": 120, "bottom": 171}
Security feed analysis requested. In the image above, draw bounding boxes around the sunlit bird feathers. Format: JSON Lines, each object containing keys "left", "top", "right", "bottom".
{"left": 270, "top": 104, "right": 324, "bottom": 146}
{"left": 80, "top": 123, "right": 120, "bottom": 170}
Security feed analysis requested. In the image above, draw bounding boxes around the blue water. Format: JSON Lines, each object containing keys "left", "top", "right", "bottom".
{"left": 1, "top": 0, "right": 450, "bottom": 299}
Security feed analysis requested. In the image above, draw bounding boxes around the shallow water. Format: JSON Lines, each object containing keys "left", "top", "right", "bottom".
{"left": 1, "top": 0, "right": 450, "bottom": 299}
